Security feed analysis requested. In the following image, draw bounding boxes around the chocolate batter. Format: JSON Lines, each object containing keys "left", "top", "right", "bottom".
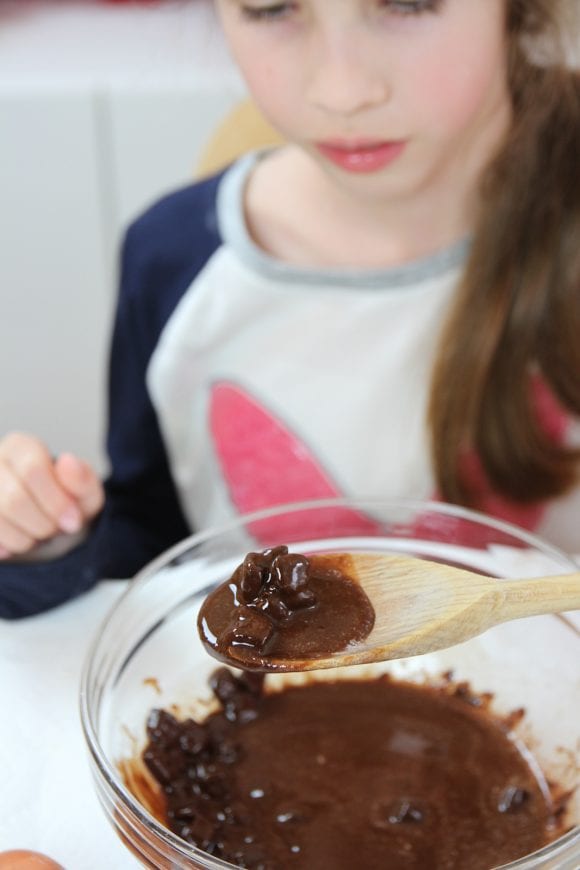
{"left": 198, "top": 546, "right": 375, "bottom": 669}
{"left": 138, "top": 669, "right": 563, "bottom": 870}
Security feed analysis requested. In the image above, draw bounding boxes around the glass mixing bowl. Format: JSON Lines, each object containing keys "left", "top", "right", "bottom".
{"left": 80, "top": 499, "right": 580, "bottom": 869}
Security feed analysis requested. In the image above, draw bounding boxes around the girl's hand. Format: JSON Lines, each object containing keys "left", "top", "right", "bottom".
{"left": 0, "top": 432, "right": 104, "bottom": 559}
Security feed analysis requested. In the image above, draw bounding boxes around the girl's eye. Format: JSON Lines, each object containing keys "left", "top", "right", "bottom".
{"left": 240, "top": 2, "right": 296, "bottom": 21}
{"left": 239, "top": 0, "right": 442, "bottom": 23}
{"left": 382, "top": 0, "right": 442, "bottom": 14}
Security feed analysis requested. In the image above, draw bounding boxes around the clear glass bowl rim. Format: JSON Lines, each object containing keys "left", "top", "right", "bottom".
{"left": 79, "top": 496, "right": 580, "bottom": 869}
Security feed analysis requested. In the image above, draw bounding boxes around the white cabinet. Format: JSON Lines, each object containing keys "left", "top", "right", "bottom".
{"left": 1, "top": 90, "right": 109, "bottom": 466}
{"left": 0, "top": 0, "right": 244, "bottom": 470}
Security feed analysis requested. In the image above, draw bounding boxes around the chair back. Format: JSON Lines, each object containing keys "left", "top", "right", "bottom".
{"left": 196, "top": 100, "right": 284, "bottom": 178}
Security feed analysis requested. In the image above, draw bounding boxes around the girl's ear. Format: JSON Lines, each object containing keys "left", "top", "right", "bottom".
{"left": 195, "top": 99, "right": 284, "bottom": 179}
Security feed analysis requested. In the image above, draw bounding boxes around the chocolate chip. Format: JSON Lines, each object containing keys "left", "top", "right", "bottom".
{"left": 228, "top": 607, "right": 274, "bottom": 650}
{"left": 179, "top": 720, "right": 208, "bottom": 755}
{"left": 210, "top": 668, "right": 242, "bottom": 704}
{"left": 142, "top": 750, "right": 175, "bottom": 786}
{"left": 498, "top": 786, "right": 530, "bottom": 813}
{"left": 261, "top": 545, "right": 289, "bottom": 563}
{"left": 146, "top": 708, "right": 180, "bottom": 745}
{"left": 371, "top": 799, "right": 425, "bottom": 828}
{"left": 224, "top": 696, "right": 260, "bottom": 725}
{"left": 283, "top": 586, "right": 317, "bottom": 610}
{"left": 237, "top": 561, "right": 264, "bottom": 603}
{"left": 217, "top": 738, "right": 241, "bottom": 764}
{"left": 272, "top": 553, "right": 310, "bottom": 593}
{"left": 228, "top": 546, "right": 318, "bottom": 631}
{"left": 261, "top": 592, "right": 290, "bottom": 622}
{"left": 171, "top": 804, "right": 196, "bottom": 821}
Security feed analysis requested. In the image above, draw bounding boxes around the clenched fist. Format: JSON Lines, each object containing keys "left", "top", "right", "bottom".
{"left": 0, "top": 432, "right": 104, "bottom": 559}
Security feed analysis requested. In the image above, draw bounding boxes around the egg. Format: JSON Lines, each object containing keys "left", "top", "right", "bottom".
{"left": 0, "top": 852, "right": 62, "bottom": 869}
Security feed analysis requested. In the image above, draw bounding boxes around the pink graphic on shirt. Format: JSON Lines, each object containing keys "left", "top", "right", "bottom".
{"left": 210, "top": 377, "right": 570, "bottom": 550}
{"left": 209, "top": 381, "right": 383, "bottom": 543}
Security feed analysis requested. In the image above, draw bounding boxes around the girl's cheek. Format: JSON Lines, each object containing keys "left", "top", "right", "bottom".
{"left": 236, "top": 60, "right": 296, "bottom": 125}
{"left": 409, "top": 54, "right": 506, "bottom": 131}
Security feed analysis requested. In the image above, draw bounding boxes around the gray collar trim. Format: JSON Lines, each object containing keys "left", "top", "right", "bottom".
{"left": 216, "top": 151, "right": 470, "bottom": 289}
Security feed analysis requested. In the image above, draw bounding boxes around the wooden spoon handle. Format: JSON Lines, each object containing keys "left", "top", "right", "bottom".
{"left": 498, "top": 572, "right": 580, "bottom": 621}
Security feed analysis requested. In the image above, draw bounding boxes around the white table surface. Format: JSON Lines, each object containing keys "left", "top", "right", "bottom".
{"left": 1, "top": 562, "right": 579, "bottom": 869}
{"left": 0, "top": 580, "right": 139, "bottom": 869}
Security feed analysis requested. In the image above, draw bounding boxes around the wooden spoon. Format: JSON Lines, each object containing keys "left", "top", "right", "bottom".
{"left": 245, "top": 552, "right": 580, "bottom": 672}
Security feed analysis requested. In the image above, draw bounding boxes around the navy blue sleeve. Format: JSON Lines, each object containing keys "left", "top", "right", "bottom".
{"left": 0, "top": 172, "right": 225, "bottom": 619}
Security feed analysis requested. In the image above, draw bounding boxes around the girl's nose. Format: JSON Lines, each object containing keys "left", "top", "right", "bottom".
{"left": 306, "top": 32, "right": 390, "bottom": 117}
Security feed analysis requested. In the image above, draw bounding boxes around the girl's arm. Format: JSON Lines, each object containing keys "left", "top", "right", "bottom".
{"left": 0, "top": 170, "right": 226, "bottom": 619}
{"left": 0, "top": 277, "right": 191, "bottom": 619}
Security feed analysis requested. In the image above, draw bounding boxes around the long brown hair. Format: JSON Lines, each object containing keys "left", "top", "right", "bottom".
{"left": 429, "top": 0, "right": 580, "bottom": 506}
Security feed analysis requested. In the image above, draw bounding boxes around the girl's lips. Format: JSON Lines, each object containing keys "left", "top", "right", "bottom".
{"left": 315, "top": 140, "right": 406, "bottom": 173}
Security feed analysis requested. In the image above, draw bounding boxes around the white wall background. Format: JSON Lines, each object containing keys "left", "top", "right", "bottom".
{"left": 0, "top": 0, "right": 245, "bottom": 472}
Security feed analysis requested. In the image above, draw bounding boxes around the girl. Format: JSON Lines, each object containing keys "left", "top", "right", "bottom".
{"left": 0, "top": 0, "right": 578, "bottom": 619}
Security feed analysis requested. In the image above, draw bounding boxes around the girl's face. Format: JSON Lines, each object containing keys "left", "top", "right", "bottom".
{"left": 215, "top": 0, "right": 512, "bottom": 203}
